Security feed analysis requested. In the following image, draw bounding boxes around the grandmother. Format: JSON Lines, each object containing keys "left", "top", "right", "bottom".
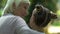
{"left": 0, "top": 0, "right": 45, "bottom": 34}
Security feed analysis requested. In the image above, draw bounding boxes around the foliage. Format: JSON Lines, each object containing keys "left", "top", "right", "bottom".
{"left": 0, "top": 9, "right": 2, "bottom": 16}
{"left": 0, "top": 0, "right": 7, "bottom": 8}
{"left": 0, "top": 0, "right": 7, "bottom": 16}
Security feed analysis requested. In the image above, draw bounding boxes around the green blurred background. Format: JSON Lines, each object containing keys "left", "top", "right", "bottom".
{"left": 0, "top": 0, "right": 60, "bottom": 26}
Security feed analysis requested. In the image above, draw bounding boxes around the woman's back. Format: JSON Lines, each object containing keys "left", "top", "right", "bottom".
{"left": 0, "top": 15, "right": 17, "bottom": 34}
{"left": 0, "top": 14, "right": 45, "bottom": 34}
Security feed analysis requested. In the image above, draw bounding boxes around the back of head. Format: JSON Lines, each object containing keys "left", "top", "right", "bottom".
{"left": 34, "top": 4, "right": 57, "bottom": 27}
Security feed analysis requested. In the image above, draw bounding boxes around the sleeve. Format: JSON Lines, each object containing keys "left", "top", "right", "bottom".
{"left": 14, "top": 16, "right": 45, "bottom": 34}
{"left": 15, "top": 16, "right": 29, "bottom": 28}
{"left": 14, "top": 16, "right": 30, "bottom": 34}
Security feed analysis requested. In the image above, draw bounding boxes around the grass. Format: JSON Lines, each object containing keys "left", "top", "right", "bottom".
{"left": 52, "top": 21, "right": 60, "bottom": 26}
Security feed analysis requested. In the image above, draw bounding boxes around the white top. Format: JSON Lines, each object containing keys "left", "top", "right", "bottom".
{"left": 0, "top": 14, "right": 45, "bottom": 34}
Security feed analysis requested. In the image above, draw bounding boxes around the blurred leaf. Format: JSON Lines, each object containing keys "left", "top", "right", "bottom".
{"left": 0, "top": 0, "right": 7, "bottom": 8}
{"left": 0, "top": 9, "right": 2, "bottom": 16}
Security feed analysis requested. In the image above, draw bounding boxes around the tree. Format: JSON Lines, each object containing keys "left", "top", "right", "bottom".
{"left": 0, "top": 0, "right": 7, "bottom": 8}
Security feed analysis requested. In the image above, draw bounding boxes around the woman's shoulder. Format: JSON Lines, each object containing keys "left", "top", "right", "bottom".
{"left": 15, "top": 16, "right": 25, "bottom": 22}
{"left": 0, "top": 14, "right": 25, "bottom": 23}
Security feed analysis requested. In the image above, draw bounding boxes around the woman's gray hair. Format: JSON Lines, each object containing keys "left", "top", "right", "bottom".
{"left": 2, "top": 0, "right": 30, "bottom": 16}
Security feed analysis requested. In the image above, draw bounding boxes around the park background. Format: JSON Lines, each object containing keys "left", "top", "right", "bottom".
{"left": 0, "top": 0, "right": 60, "bottom": 34}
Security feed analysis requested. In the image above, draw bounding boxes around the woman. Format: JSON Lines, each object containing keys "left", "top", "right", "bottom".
{"left": 0, "top": 0, "right": 45, "bottom": 34}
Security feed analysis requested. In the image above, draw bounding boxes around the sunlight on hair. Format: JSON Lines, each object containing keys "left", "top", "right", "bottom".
{"left": 48, "top": 26, "right": 60, "bottom": 33}
{"left": 15, "top": 0, "right": 30, "bottom": 7}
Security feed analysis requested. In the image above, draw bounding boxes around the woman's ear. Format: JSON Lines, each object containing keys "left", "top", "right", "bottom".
{"left": 12, "top": 2, "right": 16, "bottom": 10}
